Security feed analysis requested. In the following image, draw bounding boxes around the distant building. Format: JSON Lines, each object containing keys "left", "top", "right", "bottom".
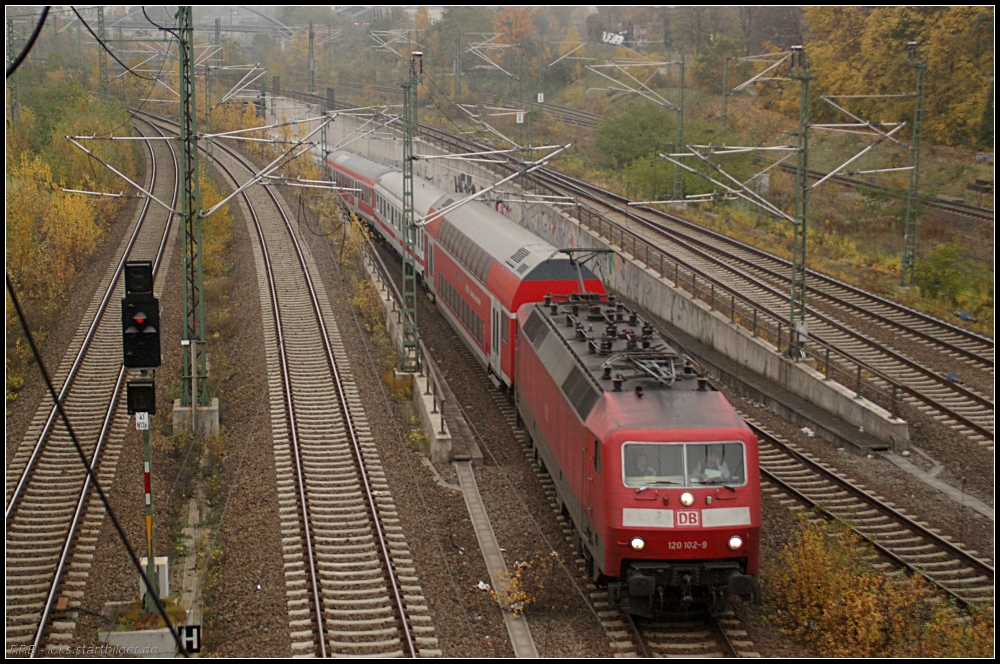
{"left": 402, "top": 6, "right": 444, "bottom": 24}
{"left": 336, "top": 6, "right": 376, "bottom": 27}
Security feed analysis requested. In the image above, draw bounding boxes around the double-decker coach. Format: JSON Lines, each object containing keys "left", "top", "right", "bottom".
{"left": 328, "top": 149, "right": 604, "bottom": 386}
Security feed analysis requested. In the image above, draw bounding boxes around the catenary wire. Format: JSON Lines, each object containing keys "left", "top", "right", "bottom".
{"left": 5, "top": 6, "right": 49, "bottom": 78}
{"left": 5, "top": 272, "right": 188, "bottom": 657}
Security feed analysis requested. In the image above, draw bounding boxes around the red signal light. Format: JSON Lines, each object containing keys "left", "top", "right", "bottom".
{"left": 134, "top": 312, "right": 147, "bottom": 325}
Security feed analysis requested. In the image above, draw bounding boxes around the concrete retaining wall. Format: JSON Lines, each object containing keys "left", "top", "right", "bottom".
{"left": 359, "top": 251, "right": 452, "bottom": 463}
{"left": 512, "top": 200, "right": 909, "bottom": 451}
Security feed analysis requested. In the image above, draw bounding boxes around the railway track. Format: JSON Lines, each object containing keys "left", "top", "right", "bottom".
{"left": 137, "top": 111, "right": 439, "bottom": 656}
{"left": 518, "top": 167, "right": 995, "bottom": 446}
{"left": 5, "top": 118, "right": 180, "bottom": 653}
{"left": 625, "top": 611, "right": 753, "bottom": 658}
{"left": 742, "top": 413, "right": 994, "bottom": 608}
{"left": 282, "top": 87, "right": 995, "bottom": 452}
{"left": 292, "top": 82, "right": 992, "bottom": 222}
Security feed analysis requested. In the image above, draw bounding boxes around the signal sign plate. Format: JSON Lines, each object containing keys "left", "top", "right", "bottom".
{"left": 136, "top": 412, "right": 149, "bottom": 430}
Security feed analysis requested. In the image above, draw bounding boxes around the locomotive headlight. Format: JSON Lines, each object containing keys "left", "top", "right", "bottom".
{"left": 680, "top": 492, "right": 695, "bottom": 507}
{"left": 728, "top": 535, "right": 744, "bottom": 550}
{"left": 630, "top": 537, "right": 645, "bottom": 551}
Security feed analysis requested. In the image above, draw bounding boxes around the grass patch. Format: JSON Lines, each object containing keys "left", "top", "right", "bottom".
{"left": 111, "top": 596, "right": 187, "bottom": 632}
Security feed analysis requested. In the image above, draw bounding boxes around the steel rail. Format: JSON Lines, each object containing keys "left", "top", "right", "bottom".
{"left": 537, "top": 168, "right": 995, "bottom": 407}
{"left": 750, "top": 421, "right": 994, "bottom": 579}
{"left": 138, "top": 111, "right": 330, "bottom": 657}
{"left": 138, "top": 109, "right": 417, "bottom": 656}
{"left": 31, "top": 116, "right": 181, "bottom": 654}
{"left": 12, "top": 117, "right": 179, "bottom": 653}
{"left": 31, "top": 367, "right": 126, "bottom": 656}
{"left": 6, "top": 121, "right": 167, "bottom": 523}
{"left": 524, "top": 168, "right": 995, "bottom": 439}
{"left": 411, "top": 119, "right": 991, "bottom": 374}
{"left": 543, "top": 166, "right": 995, "bottom": 361}
{"left": 259, "top": 162, "right": 419, "bottom": 661}
{"left": 236, "top": 159, "right": 329, "bottom": 658}
{"left": 751, "top": 419, "right": 993, "bottom": 610}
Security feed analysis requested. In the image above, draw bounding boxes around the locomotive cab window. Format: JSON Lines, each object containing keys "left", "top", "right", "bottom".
{"left": 623, "top": 443, "right": 684, "bottom": 487}
{"left": 686, "top": 442, "right": 746, "bottom": 486}
{"left": 622, "top": 442, "right": 746, "bottom": 488}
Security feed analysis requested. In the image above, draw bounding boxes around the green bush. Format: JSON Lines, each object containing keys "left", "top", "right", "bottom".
{"left": 913, "top": 239, "right": 993, "bottom": 320}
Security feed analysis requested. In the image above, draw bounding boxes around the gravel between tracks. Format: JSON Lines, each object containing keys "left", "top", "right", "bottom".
{"left": 61, "top": 205, "right": 189, "bottom": 654}
{"left": 63, "top": 161, "right": 291, "bottom": 656}
{"left": 301, "top": 221, "right": 513, "bottom": 657}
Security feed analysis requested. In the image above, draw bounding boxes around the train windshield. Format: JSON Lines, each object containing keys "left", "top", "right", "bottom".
{"left": 622, "top": 442, "right": 746, "bottom": 488}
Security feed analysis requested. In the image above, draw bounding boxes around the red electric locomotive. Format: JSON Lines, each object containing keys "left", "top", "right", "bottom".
{"left": 328, "top": 149, "right": 605, "bottom": 385}
{"left": 515, "top": 293, "right": 761, "bottom": 616}
{"left": 329, "top": 150, "right": 760, "bottom": 616}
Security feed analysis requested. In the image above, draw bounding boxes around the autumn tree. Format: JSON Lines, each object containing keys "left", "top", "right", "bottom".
{"left": 765, "top": 7, "right": 994, "bottom": 147}
{"left": 414, "top": 6, "right": 432, "bottom": 41}
{"left": 493, "top": 7, "right": 537, "bottom": 46}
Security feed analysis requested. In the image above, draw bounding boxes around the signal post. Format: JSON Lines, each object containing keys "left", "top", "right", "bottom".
{"left": 121, "top": 261, "right": 166, "bottom": 613}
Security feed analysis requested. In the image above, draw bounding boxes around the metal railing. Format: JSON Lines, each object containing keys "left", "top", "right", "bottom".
{"left": 569, "top": 202, "right": 902, "bottom": 416}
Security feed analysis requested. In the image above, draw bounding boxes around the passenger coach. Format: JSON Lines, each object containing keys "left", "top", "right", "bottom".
{"left": 328, "top": 149, "right": 604, "bottom": 386}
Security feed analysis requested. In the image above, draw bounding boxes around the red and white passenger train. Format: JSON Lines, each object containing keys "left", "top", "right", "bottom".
{"left": 329, "top": 149, "right": 761, "bottom": 615}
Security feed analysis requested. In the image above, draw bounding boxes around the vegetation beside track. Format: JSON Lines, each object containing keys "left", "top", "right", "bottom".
{"left": 6, "top": 69, "right": 140, "bottom": 408}
{"left": 767, "top": 517, "right": 993, "bottom": 657}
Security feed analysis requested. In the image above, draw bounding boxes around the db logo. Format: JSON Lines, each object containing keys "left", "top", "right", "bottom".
{"left": 676, "top": 510, "right": 700, "bottom": 527}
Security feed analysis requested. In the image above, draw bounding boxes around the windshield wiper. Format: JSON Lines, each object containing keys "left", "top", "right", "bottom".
{"left": 698, "top": 479, "right": 738, "bottom": 491}
{"left": 634, "top": 480, "right": 678, "bottom": 493}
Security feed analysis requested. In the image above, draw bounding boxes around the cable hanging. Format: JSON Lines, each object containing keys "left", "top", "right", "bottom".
{"left": 6, "top": 6, "right": 50, "bottom": 79}
{"left": 5, "top": 273, "right": 190, "bottom": 657}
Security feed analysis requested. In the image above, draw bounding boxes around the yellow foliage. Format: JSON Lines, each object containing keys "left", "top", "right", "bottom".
{"left": 769, "top": 518, "right": 994, "bottom": 657}
{"left": 489, "top": 551, "right": 561, "bottom": 617}
{"left": 795, "top": 7, "right": 994, "bottom": 147}
{"left": 7, "top": 153, "right": 101, "bottom": 311}
{"left": 492, "top": 7, "right": 537, "bottom": 46}
{"left": 198, "top": 167, "right": 233, "bottom": 278}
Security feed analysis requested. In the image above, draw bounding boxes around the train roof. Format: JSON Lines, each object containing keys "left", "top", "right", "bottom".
{"left": 331, "top": 149, "right": 597, "bottom": 285}
{"left": 329, "top": 150, "right": 394, "bottom": 183}
{"left": 430, "top": 192, "right": 561, "bottom": 277}
{"left": 378, "top": 171, "right": 456, "bottom": 217}
{"left": 519, "top": 296, "right": 751, "bottom": 440}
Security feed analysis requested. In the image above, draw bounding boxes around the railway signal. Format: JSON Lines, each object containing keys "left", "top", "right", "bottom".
{"left": 122, "top": 261, "right": 161, "bottom": 369}
{"left": 127, "top": 379, "right": 156, "bottom": 415}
